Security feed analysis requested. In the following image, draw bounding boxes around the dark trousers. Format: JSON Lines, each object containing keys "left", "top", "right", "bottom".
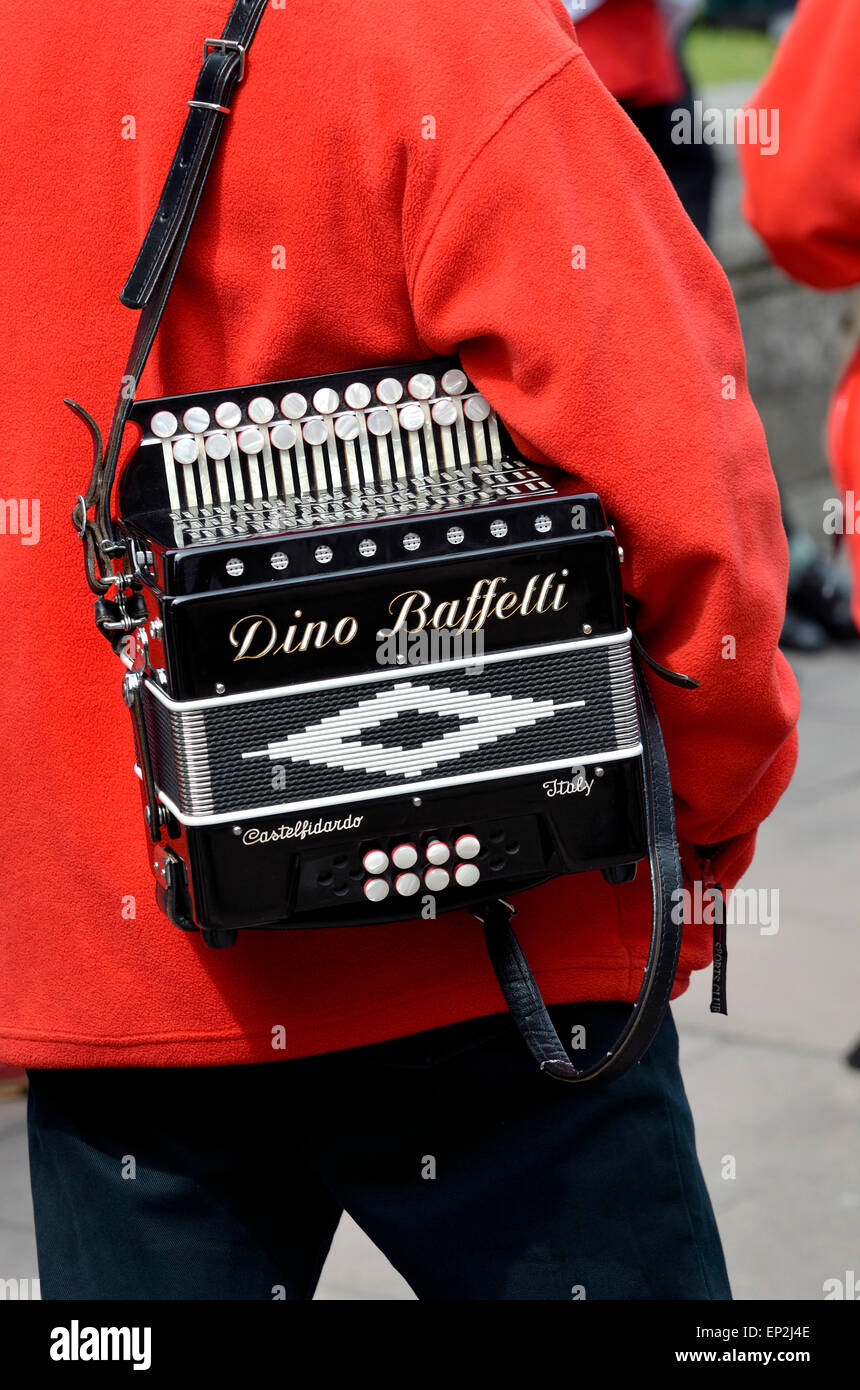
{"left": 27, "top": 1003, "right": 730, "bottom": 1300}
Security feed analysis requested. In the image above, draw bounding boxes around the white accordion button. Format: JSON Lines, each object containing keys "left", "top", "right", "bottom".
{"left": 183, "top": 406, "right": 210, "bottom": 433}
{"left": 446, "top": 526, "right": 465, "bottom": 545}
{"left": 399, "top": 403, "right": 425, "bottom": 432}
{"left": 362, "top": 849, "right": 389, "bottom": 876}
{"left": 237, "top": 427, "right": 264, "bottom": 454}
{"left": 247, "top": 396, "right": 275, "bottom": 425}
{"left": 376, "top": 377, "right": 403, "bottom": 405}
{"left": 312, "top": 387, "right": 339, "bottom": 415}
{"left": 334, "top": 413, "right": 360, "bottom": 441}
{"left": 454, "top": 862, "right": 481, "bottom": 888}
{"left": 391, "top": 843, "right": 418, "bottom": 870}
{"left": 431, "top": 398, "right": 458, "bottom": 427}
{"left": 441, "top": 368, "right": 468, "bottom": 395}
{"left": 463, "top": 394, "right": 491, "bottom": 422}
{"left": 214, "top": 401, "right": 242, "bottom": 429}
{"left": 344, "top": 381, "right": 372, "bottom": 410}
{"left": 358, "top": 537, "right": 377, "bottom": 558}
{"left": 302, "top": 418, "right": 328, "bottom": 446}
{"left": 454, "top": 833, "right": 480, "bottom": 860}
{"left": 425, "top": 840, "right": 450, "bottom": 865}
{"left": 366, "top": 408, "right": 392, "bottom": 437}
{"left": 490, "top": 519, "right": 508, "bottom": 539}
{"left": 424, "top": 867, "right": 450, "bottom": 892}
{"left": 150, "top": 410, "right": 178, "bottom": 439}
{"left": 394, "top": 872, "right": 421, "bottom": 897}
{"left": 280, "top": 392, "right": 307, "bottom": 420}
{"left": 270, "top": 552, "right": 289, "bottom": 571}
{"left": 172, "top": 437, "right": 198, "bottom": 464}
{"left": 270, "top": 422, "right": 297, "bottom": 451}
{"left": 407, "top": 372, "right": 435, "bottom": 400}
{"left": 364, "top": 877, "right": 390, "bottom": 903}
{"left": 204, "top": 432, "right": 231, "bottom": 460}
{"left": 315, "top": 545, "right": 333, "bottom": 565}
{"left": 534, "top": 514, "right": 552, "bottom": 534}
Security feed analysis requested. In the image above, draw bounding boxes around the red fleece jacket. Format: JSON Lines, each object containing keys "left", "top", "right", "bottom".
{"left": 0, "top": 0, "right": 798, "bottom": 1068}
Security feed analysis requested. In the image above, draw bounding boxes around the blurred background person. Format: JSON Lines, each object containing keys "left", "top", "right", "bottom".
{"left": 571, "top": 0, "right": 716, "bottom": 239}
{"left": 740, "top": 0, "right": 860, "bottom": 645}
{"left": 572, "top": 0, "right": 856, "bottom": 651}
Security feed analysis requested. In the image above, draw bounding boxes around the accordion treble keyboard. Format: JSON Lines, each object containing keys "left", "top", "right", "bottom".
{"left": 123, "top": 358, "right": 556, "bottom": 548}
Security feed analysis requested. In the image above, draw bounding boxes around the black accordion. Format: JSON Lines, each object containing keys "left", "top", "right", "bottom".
{"left": 118, "top": 357, "right": 646, "bottom": 944}
{"left": 70, "top": 1, "right": 690, "bottom": 1084}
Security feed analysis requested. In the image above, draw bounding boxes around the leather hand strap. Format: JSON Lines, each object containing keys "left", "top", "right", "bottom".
{"left": 476, "top": 655, "right": 684, "bottom": 1085}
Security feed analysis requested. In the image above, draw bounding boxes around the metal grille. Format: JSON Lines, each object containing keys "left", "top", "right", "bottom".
{"left": 163, "top": 460, "right": 555, "bottom": 546}
{"left": 143, "top": 639, "right": 640, "bottom": 824}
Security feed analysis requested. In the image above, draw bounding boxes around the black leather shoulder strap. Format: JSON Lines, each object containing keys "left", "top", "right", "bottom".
{"left": 476, "top": 654, "right": 684, "bottom": 1085}
{"left": 71, "top": 0, "right": 270, "bottom": 592}
{"left": 122, "top": 0, "right": 270, "bottom": 308}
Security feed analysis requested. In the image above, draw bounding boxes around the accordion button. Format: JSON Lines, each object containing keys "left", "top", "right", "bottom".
{"left": 334, "top": 412, "right": 360, "bottom": 441}
{"left": 345, "top": 381, "right": 372, "bottom": 410}
{"left": 425, "top": 839, "right": 450, "bottom": 865}
{"left": 280, "top": 392, "right": 307, "bottom": 420}
{"left": 399, "top": 403, "right": 425, "bottom": 432}
{"left": 363, "top": 877, "right": 390, "bottom": 903}
{"left": 183, "top": 406, "right": 210, "bottom": 433}
{"left": 463, "top": 394, "right": 491, "bottom": 422}
{"left": 172, "top": 436, "right": 198, "bottom": 464}
{"left": 376, "top": 377, "right": 403, "bottom": 405}
{"left": 362, "top": 849, "right": 389, "bottom": 875}
{"left": 204, "top": 432, "right": 232, "bottom": 460}
{"left": 407, "top": 372, "right": 435, "bottom": 400}
{"left": 454, "top": 862, "right": 481, "bottom": 888}
{"left": 238, "top": 427, "right": 265, "bottom": 454}
{"left": 440, "top": 368, "right": 468, "bottom": 396}
{"left": 424, "top": 867, "right": 450, "bottom": 893}
{"left": 150, "top": 410, "right": 178, "bottom": 439}
{"left": 431, "top": 398, "right": 458, "bottom": 427}
{"left": 391, "top": 843, "right": 418, "bottom": 870}
{"left": 454, "top": 833, "right": 480, "bottom": 860}
{"left": 302, "top": 418, "right": 328, "bottom": 447}
{"left": 394, "top": 871, "right": 421, "bottom": 897}
{"left": 270, "top": 422, "right": 297, "bottom": 451}
{"left": 247, "top": 396, "right": 275, "bottom": 425}
{"left": 215, "top": 401, "right": 242, "bottom": 428}
{"left": 312, "top": 387, "right": 340, "bottom": 415}
{"left": 366, "top": 408, "right": 392, "bottom": 437}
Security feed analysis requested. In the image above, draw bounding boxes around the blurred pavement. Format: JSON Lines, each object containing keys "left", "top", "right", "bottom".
{"left": 2, "top": 644, "right": 858, "bottom": 1301}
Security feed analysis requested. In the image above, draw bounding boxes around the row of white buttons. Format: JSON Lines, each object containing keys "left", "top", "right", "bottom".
{"left": 362, "top": 835, "right": 479, "bottom": 876}
{"left": 364, "top": 861, "right": 481, "bottom": 901}
{"left": 150, "top": 369, "right": 472, "bottom": 440}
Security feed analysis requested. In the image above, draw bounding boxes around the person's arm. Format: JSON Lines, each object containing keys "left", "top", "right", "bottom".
{"left": 740, "top": 0, "right": 860, "bottom": 290}
{"left": 409, "top": 49, "right": 799, "bottom": 890}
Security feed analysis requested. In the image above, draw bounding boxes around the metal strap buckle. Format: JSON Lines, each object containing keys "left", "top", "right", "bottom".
{"left": 202, "top": 37, "right": 246, "bottom": 81}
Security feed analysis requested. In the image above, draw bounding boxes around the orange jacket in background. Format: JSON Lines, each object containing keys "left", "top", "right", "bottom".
{"left": 0, "top": 0, "right": 798, "bottom": 1068}
{"left": 740, "top": 0, "right": 860, "bottom": 625}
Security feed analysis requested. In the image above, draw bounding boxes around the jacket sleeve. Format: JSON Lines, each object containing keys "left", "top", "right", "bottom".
{"left": 740, "top": 0, "right": 860, "bottom": 290}
{"left": 409, "top": 50, "right": 799, "bottom": 891}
